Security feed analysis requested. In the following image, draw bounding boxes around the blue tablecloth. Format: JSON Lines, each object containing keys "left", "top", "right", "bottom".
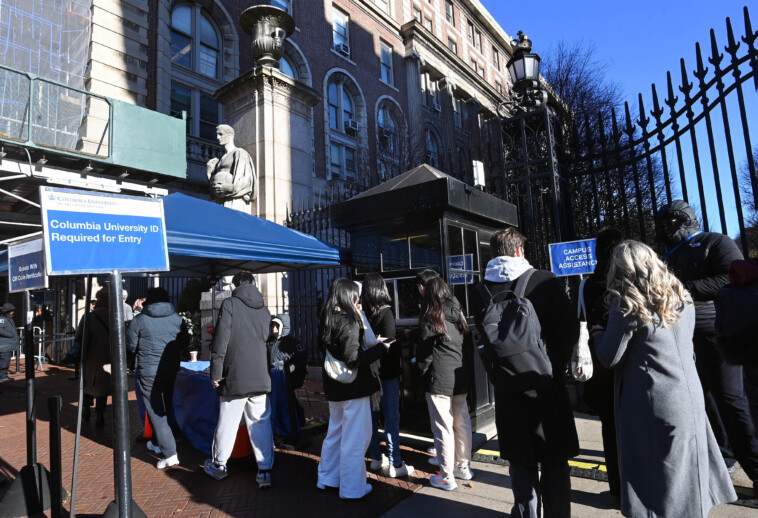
{"left": 168, "top": 361, "right": 297, "bottom": 455}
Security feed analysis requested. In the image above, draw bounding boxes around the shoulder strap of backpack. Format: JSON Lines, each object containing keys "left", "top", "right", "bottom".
{"left": 514, "top": 268, "right": 536, "bottom": 299}
{"left": 476, "top": 282, "right": 495, "bottom": 305}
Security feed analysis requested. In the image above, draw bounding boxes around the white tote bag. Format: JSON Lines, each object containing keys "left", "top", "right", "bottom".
{"left": 570, "top": 278, "right": 594, "bottom": 382}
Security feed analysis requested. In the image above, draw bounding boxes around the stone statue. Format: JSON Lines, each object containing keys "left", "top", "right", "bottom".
{"left": 206, "top": 124, "right": 256, "bottom": 212}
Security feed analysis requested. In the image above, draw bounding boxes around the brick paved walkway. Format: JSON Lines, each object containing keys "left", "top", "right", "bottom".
{"left": 0, "top": 365, "right": 429, "bottom": 518}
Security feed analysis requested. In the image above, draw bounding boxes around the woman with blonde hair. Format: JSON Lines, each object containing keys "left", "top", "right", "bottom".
{"left": 593, "top": 240, "right": 736, "bottom": 517}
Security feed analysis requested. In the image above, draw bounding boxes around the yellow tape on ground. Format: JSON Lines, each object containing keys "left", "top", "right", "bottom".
{"left": 476, "top": 449, "right": 607, "bottom": 472}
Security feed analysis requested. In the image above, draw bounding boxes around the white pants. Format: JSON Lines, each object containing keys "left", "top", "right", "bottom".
{"left": 212, "top": 394, "right": 274, "bottom": 470}
{"left": 317, "top": 397, "right": 372, "bottom": 499}
{"left": 426, "top": 393, "right": 472, "bottom": 479}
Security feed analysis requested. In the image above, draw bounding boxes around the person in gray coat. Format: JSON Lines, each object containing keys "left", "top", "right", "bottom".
{"left": 127, "top": 287, "right": 187, "bottom": 469}
{"left": 593, "top": 241, "right": 736, "bottom": 518}
{"left": 0, "top": 303, "right": 19, "bottom": 382}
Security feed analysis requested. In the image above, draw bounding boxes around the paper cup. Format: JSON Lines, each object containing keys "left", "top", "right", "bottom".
{"left": 189, "top": 351, "right": 198, "bottom": 362}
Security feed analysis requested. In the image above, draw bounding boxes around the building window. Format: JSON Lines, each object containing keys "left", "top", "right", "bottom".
{"left": 426, "top": 129, "right": 439, "bottom": 168}
{"left": 495, "top": 80, "right": 502, "bottom": 95}
{"left": 414, "top": 8, "right": 422, "bottom": 22}
{"left": 467, "top": 20, "right": 474, "bottom": 44}
{"left": 423, "top": 14, "right": 433, "bottom": 32}
{"left": 377, "top": 104, "right": 397, "bottom": 153}
{"left": 445, "top": 1, "right": 454, "bottom": 24}
{"left": 492, "top": 47, "right": 500, "bottom": 70}
{"left": 330, "top": 142, "right": 357, "bottom": 180}
{"left": 332, "top": 7, "right": 349, "bottom": 54}
{"left": 453, "top": 97, "right": 462, "bottom": 128}
{"left": 447, "top": 38, "right": 457, "bottom": 54}
{"left": 271, "top": 0, "right": 292, "bottom": 13}
{"left": 328, "top": 81, "right": 355, "bottom": 133}
{"left": 171, "top": 82, "right": 221, "bottom": 141}
{"left": 421, "top": 73, "right": 438, "bottom": 107}
{"left": 469, "top": 57, "right": 476, "bottom": 71}
{"left": 374, "top": 0, "right": 390, "bottom": 14}
{"left": 280, "top": 56, "right": 298, "bottom": 80}
{"left": 380, "top": 41, "right": 393, "bottom": 85}
{"left": 478, "top": 64, "right": 484, "bottom": 78}
{"left": 171, "top": 5, "right": 220, "bottom": 79}
{"left": 475, "top": 30, "right": 482, "bottom": 52}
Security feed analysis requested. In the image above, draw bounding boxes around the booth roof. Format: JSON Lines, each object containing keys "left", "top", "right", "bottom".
{"left": 0, "top": 193, "right": 343, "bottom": 276}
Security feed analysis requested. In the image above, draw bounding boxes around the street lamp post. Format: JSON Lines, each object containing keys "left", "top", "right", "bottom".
{"left": 497, "top": 32, "right": 565, "bottom": 266}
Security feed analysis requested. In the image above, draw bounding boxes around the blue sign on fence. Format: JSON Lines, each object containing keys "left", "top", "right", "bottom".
{"left": 40, "top": 187, "right": 170, "bottom": 275}
{"left": 548, "top": 239, "right": 598, "bottom": 277}
{"left": 8, "top": 237, "right": 48, "bottom": 293}
{"left": 449, "top": 254, "right": 474, "bottom": 285}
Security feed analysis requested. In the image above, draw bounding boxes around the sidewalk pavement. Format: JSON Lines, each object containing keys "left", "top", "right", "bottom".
{"left": 1, "top": 364, "right": 757, "bottom": 517}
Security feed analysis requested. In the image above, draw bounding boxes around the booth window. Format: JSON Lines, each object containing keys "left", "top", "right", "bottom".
{"left": 447, "top": 224, "right": 485, "bottom": 317}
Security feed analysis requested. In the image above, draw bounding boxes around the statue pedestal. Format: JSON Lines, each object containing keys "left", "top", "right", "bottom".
{"left": 215, "top": 66, "right": 321, "bottom": 313}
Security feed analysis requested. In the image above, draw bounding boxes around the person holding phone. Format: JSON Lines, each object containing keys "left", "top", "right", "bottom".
{"left": 362, "top": 273, "right": 414, "bottom": 478}
{"left": 317, "top": 278, "right": 390, "bottom": 499}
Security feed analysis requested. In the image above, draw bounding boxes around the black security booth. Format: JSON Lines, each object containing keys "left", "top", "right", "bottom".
{"left": 331, "top": 164, "right": 518, "bottom": 434}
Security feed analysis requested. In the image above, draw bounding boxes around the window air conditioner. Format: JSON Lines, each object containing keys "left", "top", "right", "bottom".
{"left": 335, "top": 42, "right": 350, "bottom": 56}
{"left": 344, "top": 119, "right": 359, "bottom": 133}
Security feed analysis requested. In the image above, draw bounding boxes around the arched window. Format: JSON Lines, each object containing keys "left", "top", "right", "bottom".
{"left": 324, "top": 72, "right": 365, "bottom": 182}
{"left": 171, "top": 5, "right": 220, "bottom": 79}
{"left": 170, "top": 4, "right": 224, "bottom": 143}
{"left": 377, "top": 104, "right": 397, "bottom": 154}
{"left": 328, "top": 82, "right": 355, "bottom": 133}
{"left": 426, "top": 129, "right": 439, "bottom": 168}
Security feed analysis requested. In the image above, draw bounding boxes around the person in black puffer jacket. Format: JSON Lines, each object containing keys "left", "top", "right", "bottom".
{"left": 656, "top": 200, "right": 758, "bottom": 491}
{"left": 362, "top": 272, "right": 414, "bottom": 478}
{"left": 203, "top": 272, "right": 274, "bottom": 488}
{"left": 417, "top": 277, "right": 472, "bottom": 491}
{"left": 127, "top": 287, "right": 188, "bottom": 469}
{"left": 0, "top": 303, "right": 19, "bottom": 382}
{"left": 317, "top": 278, "right": 387, "bottom": 500}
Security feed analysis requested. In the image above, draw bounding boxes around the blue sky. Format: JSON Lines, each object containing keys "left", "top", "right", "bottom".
{"left": 481, "top": 0, "right": 757, "bottom": 238}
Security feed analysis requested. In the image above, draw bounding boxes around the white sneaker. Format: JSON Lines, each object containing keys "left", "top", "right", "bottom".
{"left": 429, "top": 474, "right": 457, "bottom": 491}
{"left": 453, "top": 465, "right": 474, "bottom": 480}
{"left": 146, "top": 441, "right": 162, "bottom": 455}
{"left": 388, "top": 462, "right": 414, "bottom": 478}
{"left": 370, "top": 454, "right": 389, "bottom": 471}
{"left": 428, "top": 456, "right": 439, "bottom": 466}
{"left": 156, "top": 454, "right": 179, "bottom": 469}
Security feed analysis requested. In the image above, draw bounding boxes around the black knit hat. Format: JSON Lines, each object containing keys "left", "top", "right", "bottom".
{"left": 1, "top": 302, "right": 16, "bottom": 315}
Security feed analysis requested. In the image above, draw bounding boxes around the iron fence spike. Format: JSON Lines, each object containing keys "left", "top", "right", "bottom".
{"left": 665, "top": 71, "right": 679, "bottom": 108}
{"left": 679, "top": 58, "right": 693, "bottom": 96}
{"left": 725, "top": 17, "right": 740, "bottom": 56}
{"left": 708, "top": 28, "right": 724, "bottom": 69}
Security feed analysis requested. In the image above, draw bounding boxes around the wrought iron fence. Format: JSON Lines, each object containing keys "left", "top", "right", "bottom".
{"left": 558, "top": 6, "right": 758, "bottom": 257}
{"left": 285, "top": 184, "right": 357, "bottom": 362}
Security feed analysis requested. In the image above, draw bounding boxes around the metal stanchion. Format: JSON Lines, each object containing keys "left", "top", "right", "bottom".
{"left": 48, "top": 396, "right": 67, "bottom": 518}
{"left": 0, "top": 290, "right": 52, "bottom": 517}
{"left": 102, "top": 273, "right": 146, "bottom": 518}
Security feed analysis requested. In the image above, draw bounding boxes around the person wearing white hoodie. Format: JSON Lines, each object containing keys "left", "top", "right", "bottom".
{"left": 473, "top": 228, "right": 579, "bottom": 518}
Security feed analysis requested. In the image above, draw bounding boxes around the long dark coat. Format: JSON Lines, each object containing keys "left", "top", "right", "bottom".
{"left": 77, "top": 307, "right": 112, "bottom": 398}
{"left": 474, "top": 269, "right": 579, "bottom": 463}
{"left": 596, "top": 301, "right": 736, "bottom": 517}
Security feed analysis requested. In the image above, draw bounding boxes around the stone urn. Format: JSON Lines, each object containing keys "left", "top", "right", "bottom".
{"left": 240, "top": 4, "right": 296, "bottom": 68}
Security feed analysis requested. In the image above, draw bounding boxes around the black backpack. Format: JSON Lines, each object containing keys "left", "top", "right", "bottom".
{"left": 477, "top": 269, "right": 553, "bottom": 393}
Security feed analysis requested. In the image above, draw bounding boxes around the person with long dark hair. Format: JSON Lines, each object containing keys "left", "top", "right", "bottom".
{"left": 416, "top": 276, "right": 472, "bottom": 491}
{"left": 317, "top": 278, "right": 388, "bottom": 499}
{"left": 593, "top": 241, "right": 736, "bottom": 517}
{"left": 362, "top": 273, "right": 414, "bottom": 478}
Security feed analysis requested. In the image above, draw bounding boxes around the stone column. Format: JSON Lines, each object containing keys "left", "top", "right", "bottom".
{"left": 439, "top": 78, "right": 457, "bottom": 175}
{"left": 215, "top": 67, "right": 321, "bottom": 312}
{"left": 405, "top": 52, "right": 426, "bottom": 167}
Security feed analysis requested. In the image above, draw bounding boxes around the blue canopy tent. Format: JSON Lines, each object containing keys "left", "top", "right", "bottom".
{"left": 159, "top": 192, "right": 342, "bottom": 276}
{"left": 0, "top": 193, "right": 342, "bottom": 276}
